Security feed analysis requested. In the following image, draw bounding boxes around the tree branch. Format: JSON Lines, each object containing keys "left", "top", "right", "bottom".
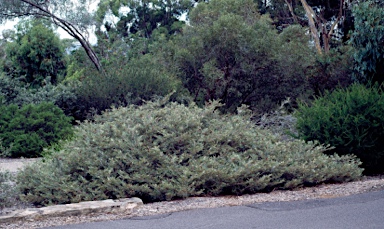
{"left": 284, "top": 0, "right": 299, "bottom": 24}
{"left": 11, "top": 0, "right": 103, "bottom": 71}
{"left": 299, "top": 0, "right": 323, "bottom": 55}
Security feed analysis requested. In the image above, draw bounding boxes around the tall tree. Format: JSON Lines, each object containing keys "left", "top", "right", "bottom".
{"left": 95, "top": 0, "right": 193, "bottom": 44}
{"left": 0, "top": 0, "right": 102, "bottom": 71}
{"left": 259, "top": 0, "right": 356, "bottom": 54}
{"left": 299, "top": 0, "right": 347, "bottom": 54}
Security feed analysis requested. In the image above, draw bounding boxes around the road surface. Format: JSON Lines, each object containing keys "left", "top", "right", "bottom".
{"left": 45, "top": 190, "right": 384, "bottom": 229}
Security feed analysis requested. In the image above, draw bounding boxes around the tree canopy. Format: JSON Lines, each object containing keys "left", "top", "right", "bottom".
{"left": 3, "top": 20, "right": 66, "bottom": 87}
{"left": 350, "top": 0, "right": 384, "bottom": 84}
{"left": 170, "top": 0, "right": 315, "bottom": 112}
{"left": 96, "top": 0, "right": 193, "bottom": 39}
{"left": 0, "top": 0, "right": 102, "bottom": 71}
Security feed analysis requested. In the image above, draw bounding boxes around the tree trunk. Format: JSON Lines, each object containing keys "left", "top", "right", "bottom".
{"left": 299, "top": 0, "right": 323, "bottom": 55}
{"left": 284, "top": 0, "right": 299, "bottom": 24}
{"left": 19, "top": 0, "right": 102, "bottom": 72}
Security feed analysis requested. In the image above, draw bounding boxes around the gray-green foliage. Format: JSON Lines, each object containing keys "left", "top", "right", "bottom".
{"left": 71, "top": 53, "right": 184, "bottom": 120}
{"left": 17, "top": 99, "right": 362, "bottom": 206}
{"left": 255, "top": 98, "right": 298, "bottom": 141}
{"left": 350, "top": 0, "right": 384, "bottom": 84}
{"left": 0, "top": 171, "right": 16, "bottom": 209}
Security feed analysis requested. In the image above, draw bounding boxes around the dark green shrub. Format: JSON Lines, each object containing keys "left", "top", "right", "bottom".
{"left": 295, "top": 83, "right": 384, "bottom": 174}
{"left": 3, "top": 20, "right": 66, "bottom": 87}
{"left": 0, "top": 74, "right": 78, "bottom": 119}
{"left": 16, "top": 99, "right": 362, "bottom": 206}
{"left": 0, "top": 102, "right": 73, "bottom": 158}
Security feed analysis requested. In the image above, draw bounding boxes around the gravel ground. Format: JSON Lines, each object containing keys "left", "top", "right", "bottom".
{"left": 1, "top": 159, "right": 384, "bottom": 229}
{"left": 0, "top": 158, "right": 41, "bottom": 173}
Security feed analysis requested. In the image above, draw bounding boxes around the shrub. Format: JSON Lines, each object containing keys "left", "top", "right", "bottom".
{"left": 295, "top": 83, "right": 384, "bottom": 174}
{"left": 0, "top": 102, "right": 73, "bottom": 158}
{"left": 72, "top": 54, "right": 184, "bottom": 121}
{"left": 171, "top": 1, "right": 315, "bottom": 114}
{"left": 254, "top": 98, "right": 298, "bottom": 141}
{"left": 16, "top": 100, "right": 362, "bottom": 206}
{"left": 0, "top": 74, "right": 78, "bottom": 119}
{"left": 0, "top": 171, "right": 15, "bottom": 209}
{"left": 0, "top": 138, "right": 11, "bottom": 157}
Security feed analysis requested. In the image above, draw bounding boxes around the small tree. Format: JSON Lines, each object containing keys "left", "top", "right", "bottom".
{"left": 170, "top": 0, "right": 315, "bottom": 113}
{"left": 0, "top": 0, "right": 102, "bottom": 71}
{"left": 3, "top": 20, "right": 66, "bottom": 87}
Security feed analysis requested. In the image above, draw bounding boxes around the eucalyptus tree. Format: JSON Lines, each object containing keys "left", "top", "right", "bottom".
{"left": 258, "top": 0, "right": 356, "bottom": 55}
{"left": 350, "top": 0, "right": 384, "bottom": 84}
{"left": 95, "top": 0, "right": 195, "bottom": 57}
{"left": 96, "top": 0, "right": 194, "bottom": 40}
{"left": 0, "top": 0, "right": 102, "bottom": 71}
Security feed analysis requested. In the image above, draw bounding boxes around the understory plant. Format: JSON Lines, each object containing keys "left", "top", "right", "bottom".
{"left": 0, "top": 102, "right": 73, "bottom": 158}
{"left": 17, "top": 99, "right": 362, "bottom": 206}
{"left": 295, "top": 83, "right": 384, "bottom": 174}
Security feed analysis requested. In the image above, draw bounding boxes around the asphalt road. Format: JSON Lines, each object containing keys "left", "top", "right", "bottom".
{"left": 45, "top": 190, "right": 384, "bottom": 229}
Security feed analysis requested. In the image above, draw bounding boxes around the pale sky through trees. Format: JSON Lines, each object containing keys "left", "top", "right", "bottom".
{"left": 0, "top": 0, "right": 100, "bottom": 44}
{"left": 0, "top": 1, "right": 186, "bottom": 45}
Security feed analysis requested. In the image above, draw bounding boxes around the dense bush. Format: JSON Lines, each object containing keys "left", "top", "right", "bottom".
{"left": 0, "top": 74, "right": 78, "bottom": 118}
{"left": 16, "top": 99, "right": 362, "bottom": 206}
{"left": 3, "top": 20, "right": 66, "bottom": 87}
{"left": 71, "top": 54, "right": 184, "bottom": 121}
{"left": 295, "top": 83, "right": 384, "bottom": 174}
{"left": 0, "top": 102, "right": 73, "bottom": 158}
{"left": 169, "top": 0, "right": 315, "bottom": 113}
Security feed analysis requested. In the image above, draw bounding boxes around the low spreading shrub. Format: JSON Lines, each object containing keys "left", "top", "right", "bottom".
{"left": 17, "top": 100, "right": 362, "bottom": 206}
{"left": 295, "top": 83, "right": 384, "bottom": 174}
{"left": 0, "top": 171, "right": 15, "bottom": 209}
{"left": 0, "top": 102, "right": 73, "bottom": 158}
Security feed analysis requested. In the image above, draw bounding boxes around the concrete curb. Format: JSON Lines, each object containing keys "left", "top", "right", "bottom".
{"left": 0, "top": 197, "right": 143, "bottom": 224}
